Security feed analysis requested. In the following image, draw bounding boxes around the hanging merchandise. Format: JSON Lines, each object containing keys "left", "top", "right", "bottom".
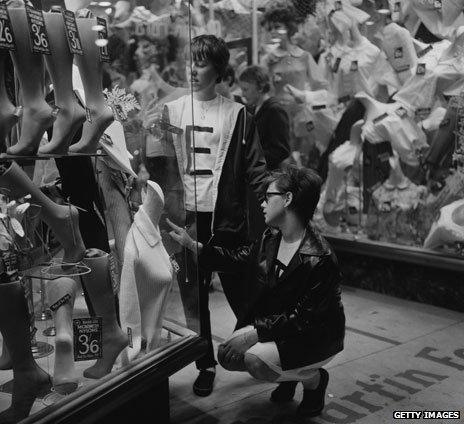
{"left": 366, "top": 153, "right": 428, "bottom": 245}
{"left": 409, "top": 0, "right": 464, "bottom": 39}
{"left": 319, "top": 10, "right": 400, "bottom": 102}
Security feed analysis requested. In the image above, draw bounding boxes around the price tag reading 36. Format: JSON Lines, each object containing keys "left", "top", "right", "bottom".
{"left": 25, "top": 4, "right": 50, "bottom": 54}
{"left": 73, "top": 317, "right": 103, "bottom": 361}
{"left": 62, "top": 10, "right": 83, "bottom": 55}
{"left": 0, "top": 2, "right": 15, "bottom": 50}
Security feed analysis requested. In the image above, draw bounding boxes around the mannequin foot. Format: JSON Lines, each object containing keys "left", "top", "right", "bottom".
{"left": 0, "top": 365, "right": 52, "bottom": 423}
{"left": 0, "top": 105, "right": 21, "bottom": 153}
{"left": 0, "top": 342, "right": 12, "bottom": 370}
{"left": 6, "top": 104, "right": 55, "bottom": 156}
{"left": 68, "top": 107, "right": 114, "bottom": 155}
{"left": 53, "top": 334, "right": 78, "bottom": 395}
{"left": 83, "top": 327, "right": 128, "bottom": 379}
{"left": 38, "top": 103, "right": 86, "bottom": 156}
{"left": 45, "top": 204, "right": 86, "bottom": 264}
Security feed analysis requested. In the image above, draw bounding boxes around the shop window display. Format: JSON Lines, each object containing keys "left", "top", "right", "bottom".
{"left": 0, "top": 0, "right": 463, "bottom": 422}
{"left": 0, "top": 0, "right": 203, "bottom": 422}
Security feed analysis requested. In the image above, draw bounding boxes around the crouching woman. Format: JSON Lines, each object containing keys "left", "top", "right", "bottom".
{"left": 168, "top": 165, "right": 345, "bottom": 418}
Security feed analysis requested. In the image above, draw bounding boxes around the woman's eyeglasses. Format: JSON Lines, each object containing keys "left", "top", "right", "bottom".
{"left": 265, "top": 192, "right": 285, "bottom": 201}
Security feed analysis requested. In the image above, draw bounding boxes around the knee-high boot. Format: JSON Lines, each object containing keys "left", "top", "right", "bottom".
{"left": 0, "top": 282, "right": 51, "bottom": 423}
{"left": 47, "top": 276, "right": 78, "bottom": 395}
{"left": 0, "top": 161, "right": 85, "bottom": 264}
{"left": 81, "top": 249, "right": 127, "bottom": 379}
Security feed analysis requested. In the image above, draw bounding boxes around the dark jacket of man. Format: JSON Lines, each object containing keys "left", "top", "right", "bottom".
{"left": 200, "top": 224, "right": 345, "bottom": 371}
{"left": 254, "top": 97, "right": 290, "bottom": 171}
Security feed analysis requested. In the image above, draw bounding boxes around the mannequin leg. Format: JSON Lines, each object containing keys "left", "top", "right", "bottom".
{"left": 7, "top": 7, "right": 55, "bottom": 156}
{"left": 0, "top": 161, "right": 85, "bottom": 264}
{"left": 69, "top": 18, "right": 113, "bottom": 154}
{"left": 47, "top": 277, "right": 78, "bottom": 395}
{"left": 81, "top": 249, "right": 128, "bottom": 379}
{"left": 0, "top": 282, "right": 51, "bottom": 423}
{"left": 39, "top": 12, "right": 86, "bottom": 156}
{"left": 0, "top": 52, "right": 20, "bottom": 153}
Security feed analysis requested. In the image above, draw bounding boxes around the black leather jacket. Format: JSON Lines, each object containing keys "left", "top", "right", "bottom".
{"left": 162, "top": 107, "right": 267, "bottom": 247}
{"left": 200, "top": 224, "right": 345, "bottom": 370}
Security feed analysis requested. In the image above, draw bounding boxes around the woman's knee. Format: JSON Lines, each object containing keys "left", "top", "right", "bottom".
{"left": 244, "top": 353, "right": 280, "bottom": 382}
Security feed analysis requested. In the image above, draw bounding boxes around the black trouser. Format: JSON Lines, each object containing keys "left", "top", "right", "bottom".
{"left": 176, "top": 211, "right": 216, "bottom": 370}
{"left": 176, "top": 211, "right": 248, "bottom": 370}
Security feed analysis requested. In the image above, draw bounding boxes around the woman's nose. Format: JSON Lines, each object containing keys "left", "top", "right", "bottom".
{"left": 261, "top": 200, "right": 266, "bottom": 209}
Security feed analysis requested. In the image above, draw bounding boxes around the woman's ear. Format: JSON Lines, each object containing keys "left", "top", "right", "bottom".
{"left": 284, "top": 192, "right": 293, "bottom": 208}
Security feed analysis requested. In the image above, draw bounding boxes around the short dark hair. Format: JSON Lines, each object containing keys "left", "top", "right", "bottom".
{"left": 190, "top": 35, "right": 230, "bottom": 83}
{"left": 239, "top": 65, "right": 271, "bottom": 94}
{"left": 261, "top": 4, "right": 299, "bottom": 38}
{"left": 266, "top": 165, "right": 322, "bottom": 225}
{"left": 222, "top": 64, "right": 236, "bottom": 86}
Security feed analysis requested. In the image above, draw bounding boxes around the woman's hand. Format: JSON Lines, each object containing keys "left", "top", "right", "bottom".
{"left": 166, "top": 218, "right": 201, "bottom": 252}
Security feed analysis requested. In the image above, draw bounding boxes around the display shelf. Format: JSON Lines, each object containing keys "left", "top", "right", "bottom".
{"left": 0, "top": 152, "right": 108, "bottom": 160}
{"left": 325, "top": 234, "right": 464, "bottom": 272}
{"left": 21, "top": 334, "right": 208, "bottom": 424}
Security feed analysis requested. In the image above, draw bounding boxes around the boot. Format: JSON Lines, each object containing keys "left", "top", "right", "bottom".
{"left": 81, "top": 249, "right": 128, "bottom": 379}
{"left": 296, "top": 368, "right": 329, "bottom": 418}
{"left": 0, "top": 282, "right": 51, "bottom": 423}
{"left": 68, "top": 18, "right": 113, "bottom": 155}
{"left": 7, "top": 7, "right": 55, "bottom": 156}
{"left": 0, "top": 51, "right": 21, "bottom": 154}
{"left": 47, "top": 277, "right": 78, "bottom": 395}
{"left": 0, "top": 162, "right": 85, "bottom": 264}
{"left": 39, "top": 10, "right": 86, "bottom": 156}
{"left": 270, "top": 381, "right": 298, "bottom": 403}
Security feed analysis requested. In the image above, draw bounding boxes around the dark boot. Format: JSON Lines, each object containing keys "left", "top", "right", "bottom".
{"left": 296, "top": 368, "right": 329, "bottom": 418}
{"left": 270, "top": 381, "right": 298, "bottom": 403}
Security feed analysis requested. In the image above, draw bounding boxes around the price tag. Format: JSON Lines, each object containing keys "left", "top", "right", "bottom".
{"left": 417, "top": 44, "right": 432, "bottom": 58}
{"left": 394, "top": 47, "right": 403, "bottom": 59}
{"left": 416, "top": 63, "right": 426, "bottom": 75}
{"left": 73, "top": 317, "right": 103, "bottom": 361}
{"left": 25, "top": 4, "right": 51, "bottom": 55}
{"left": 332, "top": 57, "right": 341, "bottom": 73}
{"left": 373, "top": 112, "right": 388, "bottom": 124}
{"left": 0, "top": 2, "right": 16, "bottom": 50}
{"left": 334, "top": 1, "right": 342, "bottom": 11}
{"left": 306, "top": 121, "right": 315, "bottom": 132}
{"left": 96, "top": 17, "right": 110, "bottom": 63}
{"left": 395, "top": 106, "right": 407, "bottom": 118}
{"left": 434, "top": 0, "right": 442, "bottom": 10}
{"left": 312, "top": 104, "right": 327, "bottom": 111}
{"left": 62, "top": 10, "right": 83, "bottom": 55}
{"left": 50, "top": 294, "right": 71, "bottom": 312}
{"left": 350, "top": 60, "right": 358, "bottom": 72}
{"left": 1, "top": 251, "right": 19, "bottom": 283}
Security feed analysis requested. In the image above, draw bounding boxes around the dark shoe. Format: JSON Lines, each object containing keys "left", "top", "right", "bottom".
{"left": 193, "top": 369, "right": 215, "bottom": 397}
{"left": 270, "top": 381, "right": 298, "bottom": 403}
{"left": 296, "top": 368, "right": 329, "bottom": 418}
